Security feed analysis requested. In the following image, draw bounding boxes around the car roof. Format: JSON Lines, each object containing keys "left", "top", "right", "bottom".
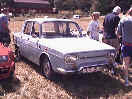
{"left": 26, "top": 18, "right": 73, "bottom": 24}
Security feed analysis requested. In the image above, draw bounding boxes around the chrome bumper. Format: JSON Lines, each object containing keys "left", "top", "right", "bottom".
{"left": 56, "top": 62, "right": 115, "bottom": 75}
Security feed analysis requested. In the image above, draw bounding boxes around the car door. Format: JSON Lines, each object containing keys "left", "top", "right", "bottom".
{"left": 27, "top": 22, "right": 41, "bottom": 64}
{"left": 21, "top": 21, "right": 33, "bottom": 58}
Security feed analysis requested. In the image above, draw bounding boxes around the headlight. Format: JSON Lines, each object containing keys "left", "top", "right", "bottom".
{"left": 107, "top": 52, "right": 115, "bottom": 63}
{"left": 64, "top": 55, "right": 78, "bottom": 64}
{"left": 0, "top": 55, "right": 8, "bottom": 62}
{"left": 107, "top": 52, "right": 115, "bottom": 57}
{"left": 109, "top": 52, "right": 115, "bottom": 57}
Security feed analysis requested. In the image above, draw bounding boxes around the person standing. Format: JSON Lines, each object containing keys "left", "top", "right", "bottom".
{"left": 117, "top": 7, "right": 132, "bottom": 86}
{"left": 87, "top": 12, "right": 100, "bottom": 41}
{"left": 103, "top": 6, "right": 121, "bottom": 63}
{"left": 0, "top": 8, "right": 10, "bottom": 46}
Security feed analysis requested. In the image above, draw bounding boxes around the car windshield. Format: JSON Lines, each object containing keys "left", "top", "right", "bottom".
{"left": 41, "top": 21, "right": 82, "bottom": 38}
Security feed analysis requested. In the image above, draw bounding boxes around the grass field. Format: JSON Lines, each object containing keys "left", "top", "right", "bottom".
{"left": 0, "top": 16, "right": 132, "bottom": 99}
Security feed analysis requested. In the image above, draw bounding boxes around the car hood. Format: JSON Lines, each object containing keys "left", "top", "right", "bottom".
{"left": 40, "top": 37, "right": 115, "bottom": 54}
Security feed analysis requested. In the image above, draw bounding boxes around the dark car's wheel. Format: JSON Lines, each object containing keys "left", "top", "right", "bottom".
{"left": 41, "top": 57, "right": 54, "bottom": 80}
{"left": 15, "top": 48, "right": 21, "bottom": 62}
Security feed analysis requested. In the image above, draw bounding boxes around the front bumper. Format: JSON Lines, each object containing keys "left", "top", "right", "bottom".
{"left": 56, "top": 62, "right": 115, "bottom": 75}
{"left": 0, "top": 61, "right": 15, "bottom": 80}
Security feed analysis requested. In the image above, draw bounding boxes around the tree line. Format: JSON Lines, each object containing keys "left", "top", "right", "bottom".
{"left": 50, "top": 0, "right": 132, "bottom": 15}
{"left": 0, "top": 0, "right": 132, "bottom": 15}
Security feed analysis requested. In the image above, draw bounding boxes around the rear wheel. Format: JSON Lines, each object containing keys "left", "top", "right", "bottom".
{"left": 41, "top": 57, "right": 54, "bottom": 80}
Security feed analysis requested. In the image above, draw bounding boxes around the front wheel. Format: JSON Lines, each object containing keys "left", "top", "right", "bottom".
{"left": 41, "top": 57, "right": 54, "bottom": 80}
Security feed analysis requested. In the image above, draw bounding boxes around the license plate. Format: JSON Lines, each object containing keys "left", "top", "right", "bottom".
{"left": 81, "top": 67, "right": 101, "bottom": 73}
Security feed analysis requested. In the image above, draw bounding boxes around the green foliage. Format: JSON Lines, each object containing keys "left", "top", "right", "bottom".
{"left": 97, "top": 0, "right": 115, "bottom": 14}
{"left": 0, "top": 0, "right": 132, "bottom": 15}
{"left": 54, "top": 0, "right": 132, "bottom": 15}
{"left": 55, "top": 0, "right": 91, "bottom": 12}
{"left": 0, "top": 0, "right": 14, "bottom": 7}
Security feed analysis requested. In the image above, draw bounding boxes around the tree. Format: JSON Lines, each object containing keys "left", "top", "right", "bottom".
{"left": 97, "top": 0, "right": 115, "bottom": 14}
{"left": 48, "top": 0, "right": 55, "bottom": 8}
{"left": 49, "top": 0, "right": 132, "bottom": 15}
{"left": 0, "top": 0, "right": 14, "bottom": 7}
{"left": 118, "top": 0, "right": 131, "bottom": 14}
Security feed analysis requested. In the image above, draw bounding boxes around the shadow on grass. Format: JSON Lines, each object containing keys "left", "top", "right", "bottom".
{"left": 54, "top": 73, "right": 132, "bottom": 99}
{"left": 0, "top": 77, "right": 21, "bottom": 96}
{"left": 21, "top": 58, "right": 132, "bottom": 99}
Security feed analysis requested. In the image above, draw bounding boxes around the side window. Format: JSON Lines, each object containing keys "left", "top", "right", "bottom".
{"left": 69, "top": 22, "right": 80, "bottom": 36}
{"left": 69, "top": 22, "right": 78, "bottom": 32}
{"left": 31, "top": 22, "right": 40, "bottom": 37}
{"left": 23, "top": 22, "right": 32, "bottom": 35}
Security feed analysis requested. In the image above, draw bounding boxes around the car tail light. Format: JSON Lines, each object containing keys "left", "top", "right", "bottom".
{"left": 8, "top": 51, "right": 15, "bottom": 61}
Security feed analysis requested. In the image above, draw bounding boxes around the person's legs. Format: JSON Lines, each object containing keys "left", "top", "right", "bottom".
{"left": 122, "top": 45, "right": 132, "bottom": 86}
{"left": 110, "top": 39, "right": 121, "bottom": 64}
{"left": 123, "top": 56, "right": 131, "bottom": 86}
{"left": 111, "top": 39, "right": 120, "bottom": 52}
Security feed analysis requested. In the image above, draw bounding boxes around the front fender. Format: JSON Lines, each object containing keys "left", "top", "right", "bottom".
{"left": 39, "top": 51, "right": 65, "bottom": 72}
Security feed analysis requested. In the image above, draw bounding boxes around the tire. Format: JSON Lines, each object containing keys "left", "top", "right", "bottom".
{"left": 41, "top": 57, "right": 54, "bottom": 80}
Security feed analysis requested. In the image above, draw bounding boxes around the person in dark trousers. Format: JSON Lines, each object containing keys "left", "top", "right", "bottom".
{"left": 103, "top": 6, "right": 121, "bottom": 64}
{"left": 0, "top": 8, "right": 11, "bottom": 47}
{"left": 117, "top": 7, "right": 132, "bottom": 86}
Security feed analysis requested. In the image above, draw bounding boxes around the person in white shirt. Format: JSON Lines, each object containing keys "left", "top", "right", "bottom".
{"left": 87, "top": 12, "right": 100, "bottom": 41}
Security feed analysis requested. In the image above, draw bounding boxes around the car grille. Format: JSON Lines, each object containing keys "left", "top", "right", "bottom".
{"left": 77, "top": 55, "right": 109, "bottom": 68}
{"left": 79, "top": 55, "right": 105, "bottom": 60}
{"left": 0, "top": 67, "right": 9, "bottom": 74}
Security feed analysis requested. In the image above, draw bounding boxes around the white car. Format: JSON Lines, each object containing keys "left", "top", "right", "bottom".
{"left": 13, "top": 18, "right": 116, "bottom": 79}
